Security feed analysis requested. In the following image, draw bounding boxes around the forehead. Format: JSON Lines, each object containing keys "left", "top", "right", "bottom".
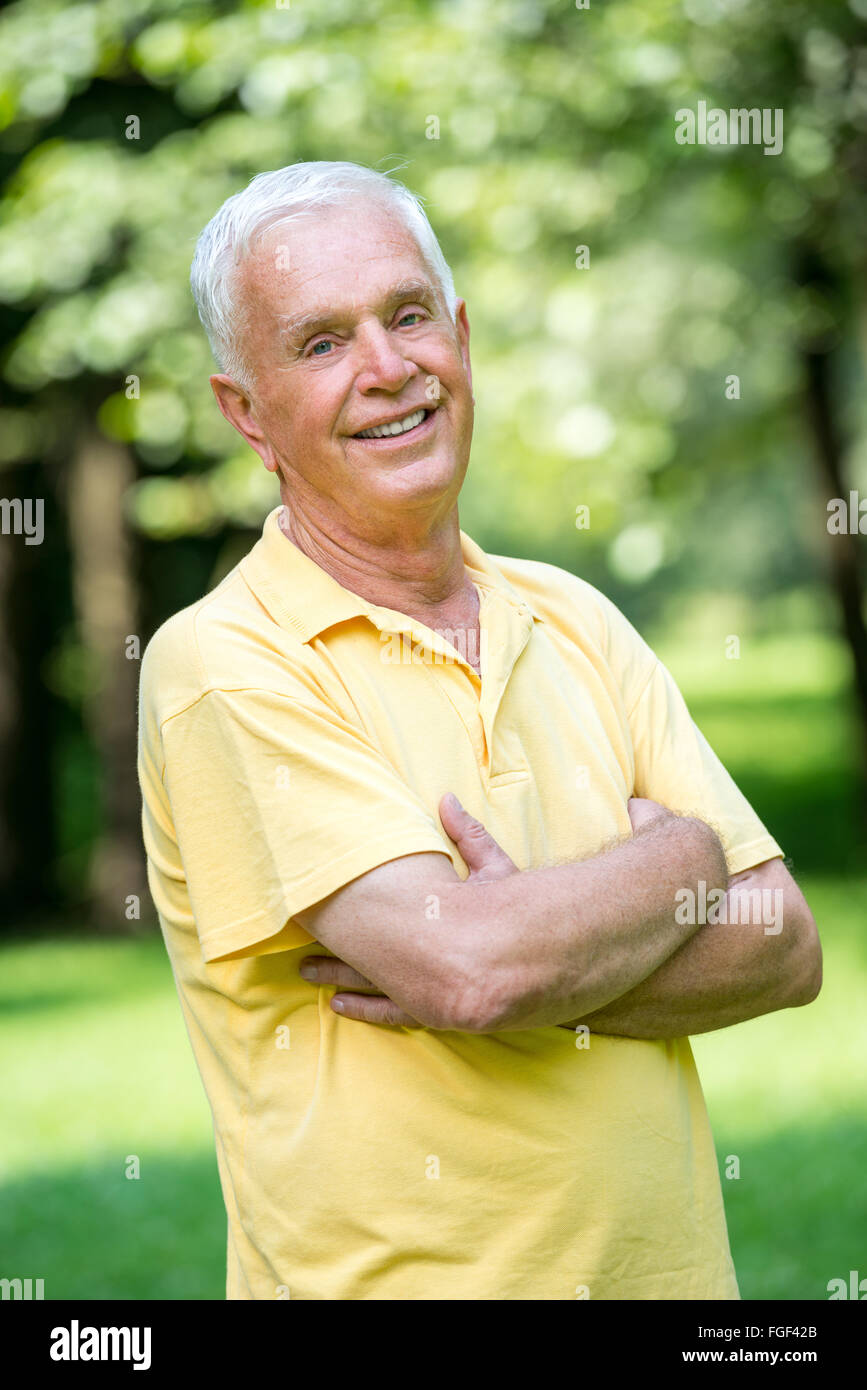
{"left": 237, "top": 201, "right": 437, "bottom": 320}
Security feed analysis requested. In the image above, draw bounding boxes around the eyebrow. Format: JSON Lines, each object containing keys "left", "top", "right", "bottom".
{"left": 277, "top": 277, "right": 439, "bottom": 348}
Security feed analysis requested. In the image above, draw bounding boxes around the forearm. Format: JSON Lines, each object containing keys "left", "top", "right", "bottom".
{"left": 557, "top": 865, "right": 821, "bottom": 1039}
{"left": 559, "top": 917, "right": 791, "bottom": 1038}
{"left": 444, "top": 813, "right": 729, "bottom": 1031}
{"left": 298, "top": 800, "right": 820, "bottom": 1038}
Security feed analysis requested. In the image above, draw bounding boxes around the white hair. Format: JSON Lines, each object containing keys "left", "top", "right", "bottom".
{"left": 190, "top": 160, "right": 459, "bottom": 388}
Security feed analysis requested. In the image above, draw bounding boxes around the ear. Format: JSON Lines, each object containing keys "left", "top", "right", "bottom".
{"left": 454, "top": 299, "right": 473, "bottom": 397}
{"left": 210, "top": 374, "right": 279, "bottom": 473}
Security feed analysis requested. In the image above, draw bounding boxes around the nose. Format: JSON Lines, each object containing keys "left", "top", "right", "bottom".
{"left": 353, "top": 321, "right": 415, "bottom": 394}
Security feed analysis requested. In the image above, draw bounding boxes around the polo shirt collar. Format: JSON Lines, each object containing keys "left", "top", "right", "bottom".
{"left": 240, "top": 505, "right": 542, "bottom": 644}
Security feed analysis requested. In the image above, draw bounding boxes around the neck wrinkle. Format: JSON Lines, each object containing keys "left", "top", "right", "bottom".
{"left": 278, "top": 501, "right": 473, "bottom": 618}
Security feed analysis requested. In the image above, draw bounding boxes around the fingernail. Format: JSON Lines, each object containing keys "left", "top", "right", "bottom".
{"left": 443, "top": 792, "right": 460, "bottom": 811}
{"left": 332, "top": 999, "right": 344, "bottom": 1013}
{"left": 300, "top": 964, "right": 317, "bottom": 980}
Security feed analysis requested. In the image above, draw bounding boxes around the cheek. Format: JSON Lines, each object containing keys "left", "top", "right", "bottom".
{"left": 443, "top": 346, "right": 472, "bottom": 393}
{"left": 267, "top": 391, "right": 317, "bottom": 434}
{"left": 426, "top": 363, "right": 467, "bottom": 410}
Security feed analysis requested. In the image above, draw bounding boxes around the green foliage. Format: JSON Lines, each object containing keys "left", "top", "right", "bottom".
{"left": 1, "top": 0, "right": 864, "bottom": 605}
{"left": 0, "top": 0, "right": 862, "bottom": 1299}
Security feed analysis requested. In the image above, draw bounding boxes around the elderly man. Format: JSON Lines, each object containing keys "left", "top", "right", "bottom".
{"left": 137, "top": 160, "right": 821, "bottom": 1301}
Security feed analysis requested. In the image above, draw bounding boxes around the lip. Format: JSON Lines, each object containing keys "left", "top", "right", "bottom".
{"left": 348, "top": 406, "right": 439, "bottom": 445}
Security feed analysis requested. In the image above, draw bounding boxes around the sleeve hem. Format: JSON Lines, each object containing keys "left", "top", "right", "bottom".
{"left": 724, "top": 837, "right": 784, "bottom": 877}
{"left": 198, "top": 829, "right": 452, "bottom": 963}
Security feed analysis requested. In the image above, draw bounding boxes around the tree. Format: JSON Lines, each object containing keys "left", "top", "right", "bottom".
{"left": 0, "top": 0, "right": 864, "bottom": 926}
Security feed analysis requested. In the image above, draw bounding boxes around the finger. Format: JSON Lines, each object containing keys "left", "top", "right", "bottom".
{"left": 331, "top": 993, "right": 422, "bottom": 1028}
{"left": 627, "top": 797, "right": 670, "bottom": 832}
{"left": 438, "top": 793, "right": 518, "bottom": 880}
{"left": 299, "top": 956, "right": 375, "bottom": 990}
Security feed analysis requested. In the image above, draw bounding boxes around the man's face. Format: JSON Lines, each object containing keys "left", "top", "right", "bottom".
{"left": 213, "top": 200, "right": 474, "bottom": 533}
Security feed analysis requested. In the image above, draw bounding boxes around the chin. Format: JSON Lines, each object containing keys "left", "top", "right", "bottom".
{"left": 375, "top": 451, "right": 465, "bottom": 502}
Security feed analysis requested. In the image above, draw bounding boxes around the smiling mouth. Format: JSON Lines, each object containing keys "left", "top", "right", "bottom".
{"left": 352, "top": 407, "right": 437, "bottom": 442}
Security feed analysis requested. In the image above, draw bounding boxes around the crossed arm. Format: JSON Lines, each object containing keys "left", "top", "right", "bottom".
{"left": 294, "top": 794, "right": 822, "bottom": 1038}
{"left": 559, "top": 854, "right": 817, "bottom": 1037}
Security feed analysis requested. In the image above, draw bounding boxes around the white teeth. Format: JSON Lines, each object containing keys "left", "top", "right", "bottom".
{"left": 357, "top": 408, "right": 427, "bottom": 439}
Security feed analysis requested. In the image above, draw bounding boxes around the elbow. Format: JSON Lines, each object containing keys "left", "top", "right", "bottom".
{"left": 788, "top": 911, "right": 823, "bottom": 1007}
{"left": 792, "top": 951, "right": 823, "bottom": 1007}
{"left": 790, "top": 962, "right": 822, "bottom": 1008}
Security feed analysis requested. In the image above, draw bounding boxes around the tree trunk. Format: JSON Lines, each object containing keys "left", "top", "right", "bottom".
{"left": 802, "top": 341, "right": 867, "bottom": 814}
{"left": 795, "top": 240, "right": 867, "bottom": 819}
{"left": 0, "top": 459, "right": 61, "bottom": 922}
{"left": 65, "top": 427, "right": 148, "bottom": 929}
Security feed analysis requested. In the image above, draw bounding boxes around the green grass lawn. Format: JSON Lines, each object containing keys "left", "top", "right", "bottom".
{"left": 0, "top": 935, "right": 225, "bottom": 1299}
{"left": 0, "top": 630, "right": 864, "bottom": 1299}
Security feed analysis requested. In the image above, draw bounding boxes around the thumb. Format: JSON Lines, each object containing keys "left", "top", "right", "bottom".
{"left": 439, "top": 793, "right": 519, "bottom": 882}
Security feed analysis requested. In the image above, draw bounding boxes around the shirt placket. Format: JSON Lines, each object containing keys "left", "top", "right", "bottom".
{"left": 475, "top": 584, "right": 535, "bottom": 781}
{"left": 365, "top": 600, "right": 488, "bottom": 769}
{"left": 369, "top": 584, "right": 534, "bottom": 784}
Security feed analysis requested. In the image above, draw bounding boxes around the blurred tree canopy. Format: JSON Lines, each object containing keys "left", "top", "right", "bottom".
{"left": 0, "top": 0, "right": 865, "bottom": 926}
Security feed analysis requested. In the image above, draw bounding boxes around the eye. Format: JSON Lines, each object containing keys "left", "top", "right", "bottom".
{"left": 309, "top": 339, "right": 334, "bottom": 356}
{"left": 397, "top": 310, "right": 426, "bottom": 327}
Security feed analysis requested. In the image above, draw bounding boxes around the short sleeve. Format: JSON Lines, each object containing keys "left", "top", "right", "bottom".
{"left": 590, "top": 589, "right": 784, "bottom": 874}
{"left": 628, "top": 658, "right": 784, "bottom": 876}
{"left": 160, "top": 688, "right": 450, "bottom": 963}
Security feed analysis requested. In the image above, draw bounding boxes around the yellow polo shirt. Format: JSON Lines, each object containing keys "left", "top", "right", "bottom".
{"left": 138, "top": 504, "right": 782, "bottom": 1301}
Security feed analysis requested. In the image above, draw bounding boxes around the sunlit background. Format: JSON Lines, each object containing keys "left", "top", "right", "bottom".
{"left": 1, "top": 0, "right": 865, "bottom": 1300}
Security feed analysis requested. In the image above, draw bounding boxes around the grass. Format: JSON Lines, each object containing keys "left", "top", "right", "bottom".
{"left": 0, "top": 629, "right": 864, "bottom": 1299}
{"left": 690, "top": 871, "right": 867, "bottom": 1300}
{"left": 664, "top": 629, "right": 867, "bottom": 1299}
{"left": 0, "top": 936, "right": 225, "bottom": 1299}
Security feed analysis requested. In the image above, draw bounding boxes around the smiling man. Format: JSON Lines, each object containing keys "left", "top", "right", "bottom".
{"left": 137, "top": 161, "right": 821, "bottom": 1301}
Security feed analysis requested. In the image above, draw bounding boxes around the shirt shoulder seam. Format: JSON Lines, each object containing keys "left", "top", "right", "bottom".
{"left": 159, "top": 684, "right": 334, "bottom": 733}
{"left": 156, "top": 686, "right": 335, "bottom": 785}
{"left": 625, "top": 655, "right": 661, "bottom": 721}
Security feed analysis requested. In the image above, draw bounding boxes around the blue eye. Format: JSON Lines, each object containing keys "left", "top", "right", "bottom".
{"left": 311, "top": 340, "right": 333, "bottom": 355}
